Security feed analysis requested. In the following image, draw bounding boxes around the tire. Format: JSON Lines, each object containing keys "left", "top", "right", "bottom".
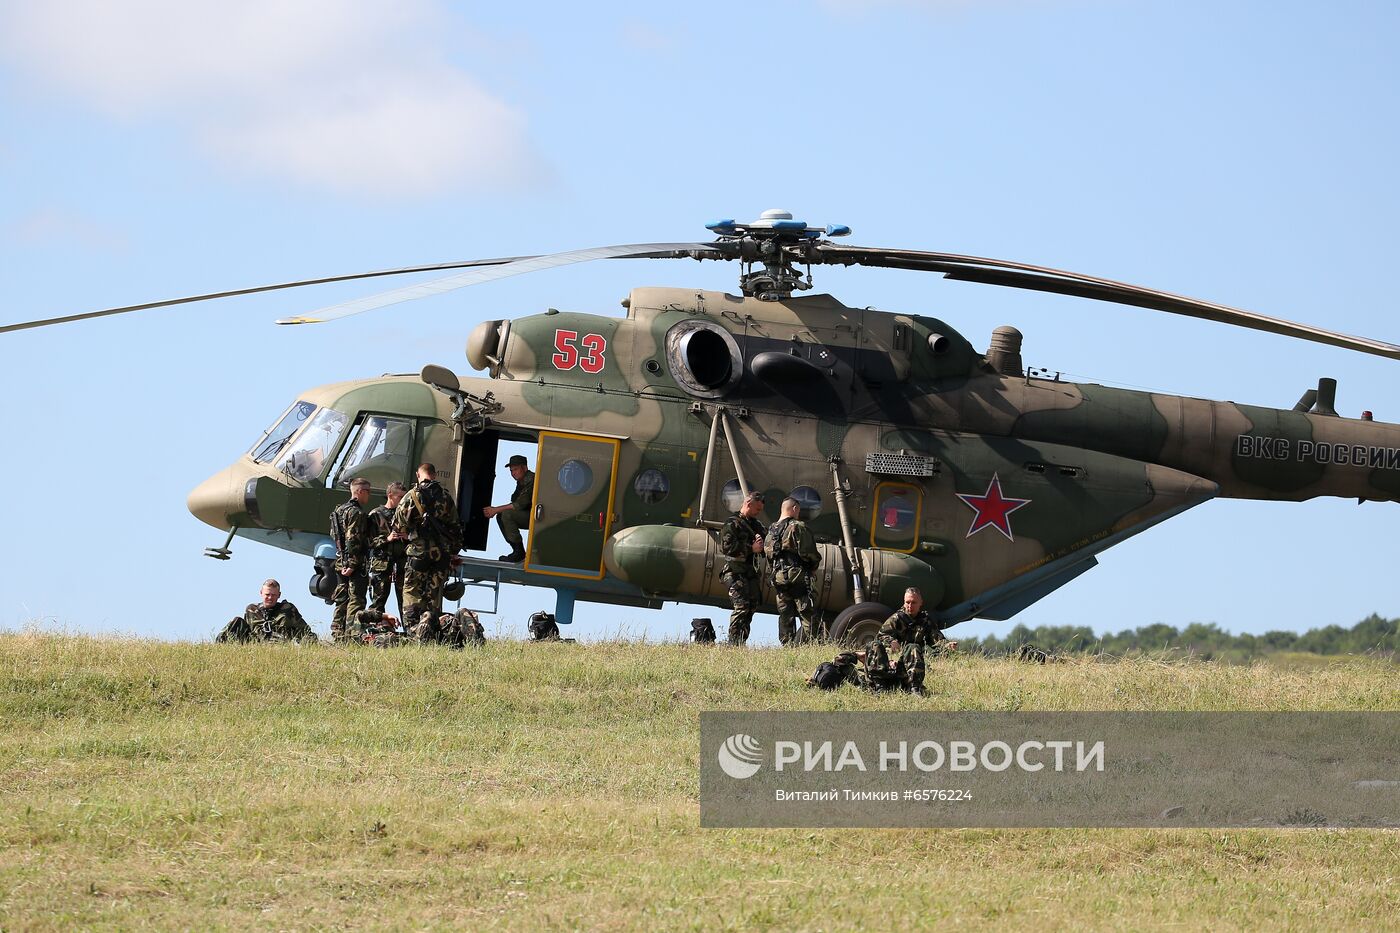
{"left": 828, "top": 601, "right": 892, "bottom": 648}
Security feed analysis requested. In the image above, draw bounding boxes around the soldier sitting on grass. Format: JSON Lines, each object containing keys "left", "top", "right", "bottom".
{"left": 862, "top": 587, "right": 956, "bottom": 695}
{"left": 216, "top": 579, "right": 317, "bottom": 643}
{"left": 807, "top": 587, "right": 955, "bottom": 693}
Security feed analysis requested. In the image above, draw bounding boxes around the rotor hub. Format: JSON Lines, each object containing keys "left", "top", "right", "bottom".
{"left": 705, "top": 209, "right": 850, "bottom": 300}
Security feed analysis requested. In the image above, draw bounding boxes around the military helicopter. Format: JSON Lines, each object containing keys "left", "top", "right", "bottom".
{"left": 10, "top": 209, "right": 1400, "bottom": 644}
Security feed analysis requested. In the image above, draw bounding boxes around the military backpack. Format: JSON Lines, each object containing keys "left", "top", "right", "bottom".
{"left": 807, "top": 652, "right": 861, "bottom": 690}
{"left": 528, "top": 611, "right": 560, "bottom": 641}
{"left": 764, "top": 518, "right": 804, "bottom": 586}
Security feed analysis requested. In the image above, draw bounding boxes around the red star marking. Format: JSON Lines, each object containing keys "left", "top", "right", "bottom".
{"left": 956, "top": 473, "right": 1031, "bottom": 541}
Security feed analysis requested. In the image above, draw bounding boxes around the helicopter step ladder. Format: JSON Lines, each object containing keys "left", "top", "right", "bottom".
{"left": 449, "top": 560, "right": 579, "bottom": 627}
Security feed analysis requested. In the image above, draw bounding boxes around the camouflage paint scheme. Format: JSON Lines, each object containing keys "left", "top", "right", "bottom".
{"left": 189, "top": 287, "right": 1400, "bottom": 627}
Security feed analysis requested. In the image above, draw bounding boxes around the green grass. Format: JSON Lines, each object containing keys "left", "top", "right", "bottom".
{"left": 0, "top": 633, "right": 1396, "bottom": 930}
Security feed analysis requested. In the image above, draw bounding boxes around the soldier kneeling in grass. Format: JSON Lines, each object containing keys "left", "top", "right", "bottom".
{"left": 216, "top": 579, "right": 317, "bottom": 643}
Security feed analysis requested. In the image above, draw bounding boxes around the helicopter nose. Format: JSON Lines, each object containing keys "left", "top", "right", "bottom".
{"left": 187, "top": 467, "right": 239, "bottom": 530}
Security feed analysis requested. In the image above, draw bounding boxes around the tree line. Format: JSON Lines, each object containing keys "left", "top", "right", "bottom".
{"left": 955, "top": 614, "right": 1398, "bottom": 662}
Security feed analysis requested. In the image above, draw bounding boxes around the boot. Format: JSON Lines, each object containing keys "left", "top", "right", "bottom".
{"left": 498, "top": 546, "right": 526, "bottom": 563}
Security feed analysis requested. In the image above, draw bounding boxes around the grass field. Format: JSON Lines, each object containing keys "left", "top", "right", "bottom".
{"left": 1, "top": 633, "right": 1396, "bottom": 930}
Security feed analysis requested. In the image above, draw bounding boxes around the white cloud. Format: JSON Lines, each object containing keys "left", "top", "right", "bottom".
{"left": 0, "top": 0, "right": 540, "bottom": 197}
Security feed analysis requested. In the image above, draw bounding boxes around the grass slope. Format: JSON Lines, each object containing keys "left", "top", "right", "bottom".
{"left": 1, "top": 634, "right": 1396, "bottom": 930}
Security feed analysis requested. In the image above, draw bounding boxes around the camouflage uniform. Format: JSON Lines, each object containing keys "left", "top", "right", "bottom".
{"left": 329, "top": 497, "right": 370, "bottom": 642}
{"left": 718, "top": 512, "right": 766, "bottom": 645}
{"left": 764, "top": 516, "right": 821, "bottom": 645}
{"left": 458, "top": 609, "right": 487, "bottom": 646}
{"left": 351, "top": 608, "right": 405, "bottom": 646}
{"left": 367, "top": 503, "right": 406, "bottom": 615}
{"left": 393, "top": 478, "right": 462, "bottom": 632}
{"left": 497, "top": 469, "right": 535, "bottom": 554}
{"left": 863, "top": 609, "right": 950, "bottom": 693}
{"left": 216, "top": 600, "right": 316, "bottom": 643}
{"left": 411, "top": 609, "right": 484, "bottom": 648}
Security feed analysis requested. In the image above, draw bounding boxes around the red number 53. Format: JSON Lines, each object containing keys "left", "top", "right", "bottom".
{"left": 552, "top": 329, "right": 607, "bottom": 374}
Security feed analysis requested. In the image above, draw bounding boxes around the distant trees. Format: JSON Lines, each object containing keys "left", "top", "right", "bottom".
{"left": 957, "top": 613, "right": 1398, "bottom": 661}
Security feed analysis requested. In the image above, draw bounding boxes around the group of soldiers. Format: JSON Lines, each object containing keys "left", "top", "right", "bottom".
{"left": 216, "top": 461, "right": 957, "bottom": 679}
{"left": 327, "top": 461, "right": 464, "bottom": 642}
{"left": 719, "top": 491, "right": 825, "bottom": 646}
{"left": 218, "top": 455, "right": 534, "bottom": 646}
{"left": 215, "top": 574, "right": 953, "bottom": 694}
{"left": 214, "top": 577, "right": 486, "bottom": 648}
{"left": 722, "top": 491, "right": 959, "bottom": 691}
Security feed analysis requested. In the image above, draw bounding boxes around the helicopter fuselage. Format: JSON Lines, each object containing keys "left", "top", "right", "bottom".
{"left": 189, "top": 286, "right": 1400, "bottom": 629}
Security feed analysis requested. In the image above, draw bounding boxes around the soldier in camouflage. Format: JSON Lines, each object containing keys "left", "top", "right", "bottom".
{"left": 393, "top": 462, "right": 463, "bottom": 633}
{"left": 411, "top": 608, "right": 485, "bottom": 648}
{"left": 368, "top": 481, "right": 408, "bottom": 615}
{"left": 216, "top": 579, "right": 316, "bottom": 643}
{"left": 482, "top": 454, "right": 534, "bottom": 562}
{"left": 352, "top": 607, "right": 405, "bottom": 646}
{"left": 329, "top": 477, "right": 372, "bottom": 642}
{"left": 863, "top": 587, "right": 957, "bottom": 694}
{"left": 718, "top": 491, "right": 767, "bottom": 645}
{"left": 764, "top": 496, "right": 822, "bottom": 645}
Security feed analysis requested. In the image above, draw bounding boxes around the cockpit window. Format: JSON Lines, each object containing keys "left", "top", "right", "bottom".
{"left": 276, "top": 407, "right": 348, "bottom": 484}
{"left": 250, "top": 400, "right": 317, "bottom": 464}
{"left": 332, "top": 415, "right": 415, "bottom": 489}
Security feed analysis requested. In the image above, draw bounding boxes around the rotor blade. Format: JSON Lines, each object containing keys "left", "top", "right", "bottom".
{"left": 0, "top": 255, "right": 535, "bottom": 335}
{"left": 814, "top": 245, "right": 1400, "bottom": 362}
{"left": 276, "top": 242, "right": 717, "bottom": 325}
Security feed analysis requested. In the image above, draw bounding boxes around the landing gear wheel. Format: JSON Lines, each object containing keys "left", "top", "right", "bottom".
{"left": 828, "top": 601, "right": 893, "bottom": 648}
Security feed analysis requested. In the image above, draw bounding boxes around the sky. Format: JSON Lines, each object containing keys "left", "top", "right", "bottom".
{"left": 3, "top": 0, "right": 1399, "bottom": 644}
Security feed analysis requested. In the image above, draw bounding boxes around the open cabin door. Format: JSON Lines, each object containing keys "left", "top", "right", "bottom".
{"left": 525, "top": 431, "right": 620, "bottom": 579}
{"left": 456, "top": 432, "right": 499, "bottom": 551}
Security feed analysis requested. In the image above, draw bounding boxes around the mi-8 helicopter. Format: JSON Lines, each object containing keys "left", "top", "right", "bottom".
{"left": 10, "top": 210, "right": 1400, "bottom": 644}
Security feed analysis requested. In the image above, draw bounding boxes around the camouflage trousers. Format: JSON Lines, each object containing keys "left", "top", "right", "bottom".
{"left": 369, "top": 557, "right": 405, "bottom": 615}
{"left": 721, "top": 566, "right": 762, "bottom": 645}
{"left": 215, "top": 617, "right": 254, "bottom": 643}
{"left": 864, "top": 638, "right": 926, "bottom": 692}
{"left": 496, "top": 507, "right": 529, "bottom": 550}
{"left": 411, "top": 609, "right": 485, "bottom": 649}
{"left": 402, "top": 560, "right": 450, "bottom": 632}
{"left": 772, "top": 577, "right": 819, "bottom": 646}
{"left": 363, "top": 630, "right": 408, "bottom": 648}
{"left": 331, "top": 570, "right": 368, "bottom": 642}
